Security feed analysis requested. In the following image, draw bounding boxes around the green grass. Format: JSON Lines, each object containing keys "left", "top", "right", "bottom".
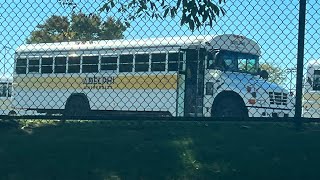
{"left": 1, "top": 121, "right": 320, "bottom": 180}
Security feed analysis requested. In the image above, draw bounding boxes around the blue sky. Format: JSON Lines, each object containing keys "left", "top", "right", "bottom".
{"left": 0, "top": 0, "right": 319, "bottom": 90}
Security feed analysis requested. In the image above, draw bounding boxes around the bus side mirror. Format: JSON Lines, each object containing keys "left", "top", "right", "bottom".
{"left": 259, "top": 69, "right": 269, "bottom": 80}
{"left": 213, "top": 51, "right": 220, "bottom": 61}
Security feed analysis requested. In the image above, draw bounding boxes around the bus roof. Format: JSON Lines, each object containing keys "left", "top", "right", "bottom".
{"left": 307, "top": 59, "right": 320, "bottom": 69}
{"left": 16, "top": 34, "right": 261, "bottom": 56}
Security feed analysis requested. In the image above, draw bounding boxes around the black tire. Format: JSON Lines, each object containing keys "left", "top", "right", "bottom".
{"left": 8, "top": 110, "right": 17, "bottom": 116}
{"left": 64, "top": 95, "right": 90, "bottom": 117}
{"left": 212, "top": 97, "right": 248, "bottom": 118}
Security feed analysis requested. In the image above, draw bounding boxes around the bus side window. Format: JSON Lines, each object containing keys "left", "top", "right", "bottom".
{"left": 207, "top": 52, "right": 214, "bottom": 69}
{"left": 101, "top": 56, "right": 117, "bottom": 72}
{"left": 151, "top": 53, "right": 166, "bottom": 71}
{"left": 8, "top": 83, "right": 12, "bottom": 97}
{"left": 0, "top": 83, "right": 6, "bottom": 97}
{"left": 82, "top": 56, "right": 99, "bottom": 73}
{"left": 208, "top": 59, "right": 215, "bottom": 69}
{"left": 16, "top": 58, "right": 27, "bottom": 74}
{"left": 119, "top": 54, "right": 133, "bottom": 72}
{"left": 135, "top": 53, "right": 149, "bottom": 72}
{"left": 168, "top": 53, "right": 179, "bottom": 71}
{"left": 68, "top": 56, "right": 81, "bottom": 73}
{"left": 207, "top": 51, "right": 220, "bottom": 69}
{"left": 41, "top": 57, "right": 53, "bottom": 74}
{"left": 28, "top": 57, "right": 40, "bottom": 73}
{"left": 54, "top": 57, "right": 67, "bottom": 73}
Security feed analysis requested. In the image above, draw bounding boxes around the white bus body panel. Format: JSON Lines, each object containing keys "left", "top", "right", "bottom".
{"left": 12, "top": 73, "right": 178, "bottom": 116}
{"left": 303, "top": 60, "right": 320, "bottom": 118}
{"left": 13, "top": 34, "right": 292, "bottom": 118}
{"left": 203, "top": 70, "right": 294, "bottom": 117}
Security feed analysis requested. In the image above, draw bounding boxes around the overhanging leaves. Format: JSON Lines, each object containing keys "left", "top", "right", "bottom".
{"left": 100, "top": 0, "right": 226, "bottom": 31}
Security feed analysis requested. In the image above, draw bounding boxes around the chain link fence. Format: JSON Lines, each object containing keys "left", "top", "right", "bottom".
{"left": 0, "top": 0, "right": 318, "bottom": 121}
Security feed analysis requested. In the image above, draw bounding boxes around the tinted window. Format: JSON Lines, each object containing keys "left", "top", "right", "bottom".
{"left": 82, "top": 56, "right": 99, "bottom": 73}
{"left": 41, "top": 57, "right": 53, "bottom": 74}
{"left": 54, "top": 57, "right": 66, "bottom": 73}
{"left": 28, "top": 58, "right": 40, "bottom": 73}
{"left": 8, "top": 83, "right": 12, "bottom": 97}
{"left": 168, "top": 53, "right": 183, "bottom": 71}
{"left": 101, "top": 56, "right": 117, "bottom": 71}
{"left": 119, "top": 54, "right": 133, "bottom": 72}
{"left": 135, "top": 54, "right": 149, "bottom": 72}
{"left": 16, "top": 58, "right": 27, "bottom": 74}
{"left": 68, "top": 56, "right": 80, "bottom": 73}
{"left": 151, "top": 53, "right": 165, "bottom": 71}
{"left": 0, "top": 83, "right": 7, "bottom": 97}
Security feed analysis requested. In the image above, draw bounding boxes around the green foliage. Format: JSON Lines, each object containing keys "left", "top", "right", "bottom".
{"left": 26, "top": 13, "right": 126, "bottom": 43}
{"left": 100, "top": 0, "right": 226, "bottom": 31}
{"left": 260, "top": 63, "right": 286, "bottom": 84}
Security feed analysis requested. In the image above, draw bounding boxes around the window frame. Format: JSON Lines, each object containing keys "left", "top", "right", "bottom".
{"left": 151, "top": 52, "right": 166, "bottom": 72}
{"left": 67, "top": 55, "right": 81, "bottom": 73}
{"left": 28, "top": 57, "right": 40, "bottom": 73}
{"left": 15, "top": 57, "right": 28, "bottom": 74}
{"left": 119, "top": 54, "right": 134, "bottom": 73}
{"left": 54, "top": 56, "right": 67, "bottom": 74}
{"left": 0, "top": 82, "right": 12, "bottom": 98}
{"left": 41, "top": 56, "right": 54, "bottom": 74}
{"left": 82, "top": 55, "right": 99, "bottom": 73}
{"left": 134, "top": 53, "right": 150, "bottom": 72}
{"left": 100, "top": 54, "right": 118, "bottom": 72}
{"left": 168, "top": 52, "right": 183, "bottom": 71}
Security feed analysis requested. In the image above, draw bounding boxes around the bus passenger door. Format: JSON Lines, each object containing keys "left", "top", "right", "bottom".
{"left": 183, "top": 48, "right": 205, "bottom": 117}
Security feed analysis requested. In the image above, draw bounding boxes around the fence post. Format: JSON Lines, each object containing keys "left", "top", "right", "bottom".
{"left": 295, "top": 0, "right": 307, "bottom": 128}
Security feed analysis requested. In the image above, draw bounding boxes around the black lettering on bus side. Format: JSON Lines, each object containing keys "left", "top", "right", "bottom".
{"left": 106, "top": 85, "right": 112, "bottom": 89}
{"left": 107, "top": 77, "right": 114, "bottom": 84}
{"left": 103, "top": 77, "right": 107, "bottom": 84}
{"left": 89, "top": 77, "right": 94, "bottom": 84}
{"left": 93, "top": 76, "right": 98, "bottom": 84}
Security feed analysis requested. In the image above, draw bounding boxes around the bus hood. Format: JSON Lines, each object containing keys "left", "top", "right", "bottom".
{"left": 255, "top": 79, "right": 288, "bottom": 93}
{"left": 216, "top": 72, "right": 288, "bottom": 93}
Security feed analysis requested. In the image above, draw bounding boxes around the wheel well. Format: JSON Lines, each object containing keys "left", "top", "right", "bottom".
{"left": 65, "top": 93, "right": 90, "bottom": 109}
{"left": 212, "top": 91, "right": 247, "bottom": 114}
{"left": 8, "top": 110, "right": 17, "bottom": 116}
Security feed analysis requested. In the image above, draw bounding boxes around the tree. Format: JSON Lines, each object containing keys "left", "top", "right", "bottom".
{"left": 100, "top": 0, "right": 226, "bottom": 31}
{"left": 26, "top": 13, "right": 127, "bottom": 43}
{"left": 260, "top": 63, "right": 286, "bottom": 84}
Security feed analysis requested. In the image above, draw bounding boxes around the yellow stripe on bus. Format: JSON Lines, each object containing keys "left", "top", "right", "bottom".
{"left": 13, "top": 74, "right": 178, "bottom": 90}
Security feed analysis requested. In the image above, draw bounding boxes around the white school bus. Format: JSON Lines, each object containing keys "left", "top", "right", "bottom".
{"left": 303, "top": 60, "right": 320, "bottom": 118}
{"left": 0, "top": 77, "right": 13, "bottom": 115}
{"left": 12, "top": 34, "right": 293, "bottom": 118}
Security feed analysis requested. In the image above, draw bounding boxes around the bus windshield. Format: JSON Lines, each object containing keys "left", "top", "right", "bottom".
{"left": 208, "top": 51, "right": 259, "bottom": 75}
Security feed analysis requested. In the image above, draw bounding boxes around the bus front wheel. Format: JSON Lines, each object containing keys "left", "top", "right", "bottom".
{"left": 64, "top": 95, "right": 90, "bottom": 117}
{"left": 212, "top": 97, "right": 248, "bottom": 118}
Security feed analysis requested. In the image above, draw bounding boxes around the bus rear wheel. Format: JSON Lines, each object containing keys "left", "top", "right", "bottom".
{"left": 64, "top": 95, "right": 90, "bottom": 117}
{"left": 8, "top": 110, "right": 17, "bottom": 116}
{"left": 212, "top": 97, "right": 248, "bottom": 118}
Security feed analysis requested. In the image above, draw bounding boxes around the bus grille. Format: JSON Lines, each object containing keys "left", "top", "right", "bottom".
{"left": 269, "top": 92, "right": 288, "bottom": 105}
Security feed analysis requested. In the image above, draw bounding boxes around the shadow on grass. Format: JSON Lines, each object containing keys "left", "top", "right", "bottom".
{"left": 1, "top": 121, "right": 320, "bottom": 180}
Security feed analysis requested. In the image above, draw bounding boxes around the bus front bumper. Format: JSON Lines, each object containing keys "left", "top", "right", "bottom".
{"left": 248, "top": 107, "right": 294, "bottom": 118}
